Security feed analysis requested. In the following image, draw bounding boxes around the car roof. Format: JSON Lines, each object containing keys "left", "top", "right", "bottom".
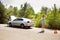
{"left": 18, "top": 18, "right": 31, "bottom": 21}
{"left": 17, "top": 18, "right": 29, "bottom": 19}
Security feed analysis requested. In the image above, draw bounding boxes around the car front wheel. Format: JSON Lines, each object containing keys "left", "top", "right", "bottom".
{"left": 9, "top": 23, "right": 12, "bottom": 27}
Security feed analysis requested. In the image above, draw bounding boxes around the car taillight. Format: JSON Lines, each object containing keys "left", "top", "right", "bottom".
{"left": 27, "top": 21, "right": 30, "bottom": 23}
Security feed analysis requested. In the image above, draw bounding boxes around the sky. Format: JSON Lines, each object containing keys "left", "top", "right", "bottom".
{"left": 0, "top": 0, "right": 60, "bottom": 13}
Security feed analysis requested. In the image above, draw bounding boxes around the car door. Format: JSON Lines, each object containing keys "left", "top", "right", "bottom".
{"left": 12, "top": 18, "right": 23, "bottom": 26}
{"left": 11, "top": 19, "right": 18, "bottom": 26}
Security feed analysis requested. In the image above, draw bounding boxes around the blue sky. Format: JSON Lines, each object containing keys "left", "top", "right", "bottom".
{"left": 0, "top": 0, "right": 60, "bottom": 13}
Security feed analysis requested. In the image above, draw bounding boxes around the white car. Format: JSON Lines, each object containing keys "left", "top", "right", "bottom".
{"left": 8, "top": 18, "right": 34, "bottom": 28}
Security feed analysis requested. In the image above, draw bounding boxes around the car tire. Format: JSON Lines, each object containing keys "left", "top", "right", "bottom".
{"left": 20, "top": 24, "right": 24, "bottom": 28}
{"left": 9, "top": 23, "right": 12, "bottom": 27}
{"left": 27, "top": 26, "right": 30, "bottom": 28}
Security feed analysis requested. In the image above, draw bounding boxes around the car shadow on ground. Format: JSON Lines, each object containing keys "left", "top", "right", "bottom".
{"left": 6, "top": 25, "right": 32, "bottom": 29}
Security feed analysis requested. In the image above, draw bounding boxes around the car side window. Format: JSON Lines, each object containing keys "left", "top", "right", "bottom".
{"left": 13, "top": 19, "right": 23, "bottom": 21}
{"left": 13, "top": 19, "right": 17, "bottom": 21}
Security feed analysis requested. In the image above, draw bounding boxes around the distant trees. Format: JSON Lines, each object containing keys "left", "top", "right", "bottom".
{"left": 13, "top": 7, "right": 18, "bottom": 17}
{"left": 0, "top": 1, "right": 60, "bottom": 29}
{"left": 19, "top": 2, "right": 35, "bottom": 18}
{"left": 41, "top": 7, "right": 48, "bottom": 15}
{"left": 34, "top": 7, "right": 48, "bottom": 27}
{"left": 34, "top": 4, "right": 60, "bottom": 29}
{"left": 6, "top": 6, "right": 14, "bottom": 16}
{"left": 48, "top": 4, "right": 60, "bottom": 29}
{"left": 0, "top": 2, "right": 35, "bottom": 23}
{"left": 0, "top": 1, "right": 7, "bottom": 23}
{"left": 19, "top": 2, "right": 27, "bottom": 17}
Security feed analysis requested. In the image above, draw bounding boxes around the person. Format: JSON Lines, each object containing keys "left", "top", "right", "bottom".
{"left": 8, "top": 16, "right": 11, "bottom": 21}
{"left": 39, "top": 15, "right": 46, "bottom": 33}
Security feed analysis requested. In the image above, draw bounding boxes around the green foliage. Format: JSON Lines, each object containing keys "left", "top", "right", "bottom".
{"left": 0, "top": 1, "right": 8, "bottom": 23}
{"left": 13, "top": 7, "right": 18, "bottom": 17}
{"left": 34, "top": 13, "right": 42, "bottom": 27}
{"left": 19, "top": 2, "right": 27, "bottom": 17}
{"left": 34, "top": 4, "right": 60, "bottom": 30}
{"left": 0, "top": 1, "right": 60, "bottom": 30}
{"left": 19, "top": 2, "right": 35, "bottom": 19}
{"left": 6, "top": 6, "right": 14, "bottom": 16}
{"left": 41, "top": 7, "right": 48, "bottom": 15}
{"left": 43, "top": 4, "right": 60, "bottom": 30}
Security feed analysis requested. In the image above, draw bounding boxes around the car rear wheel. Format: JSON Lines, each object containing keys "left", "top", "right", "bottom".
{"left": 20, "top": 24, "right": 24, "bottom": 28}
{"left": 27, "top": 26, "right": 30, "bottom": 28}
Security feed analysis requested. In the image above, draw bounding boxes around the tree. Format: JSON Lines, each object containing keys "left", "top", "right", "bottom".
{"left": 7, "top": 6, "right": 14, "bottom": 17}
{"left": 19, "top": 2, "right": 35, "bottom": 18}
{"left": 19, "top": 2, "right": 27, "bottom": 17}
{"left": 48, "top": 4, "right": 60, "bottom": 29}
{"left": 13, "top": 7, "right": 18, "bottom": 17}
{"left": 41, "top": 7, "right": 48, "bottom": 15}
{"left": 24, "top": 6, "right": 35, "bottom": 18}
{"left": 0, "top": 1, "right": 7, "bottom": 23}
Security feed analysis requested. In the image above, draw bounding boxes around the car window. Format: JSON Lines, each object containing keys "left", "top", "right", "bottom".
{"left": 13, "top": 19, "right": 23, "bottom": 21}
